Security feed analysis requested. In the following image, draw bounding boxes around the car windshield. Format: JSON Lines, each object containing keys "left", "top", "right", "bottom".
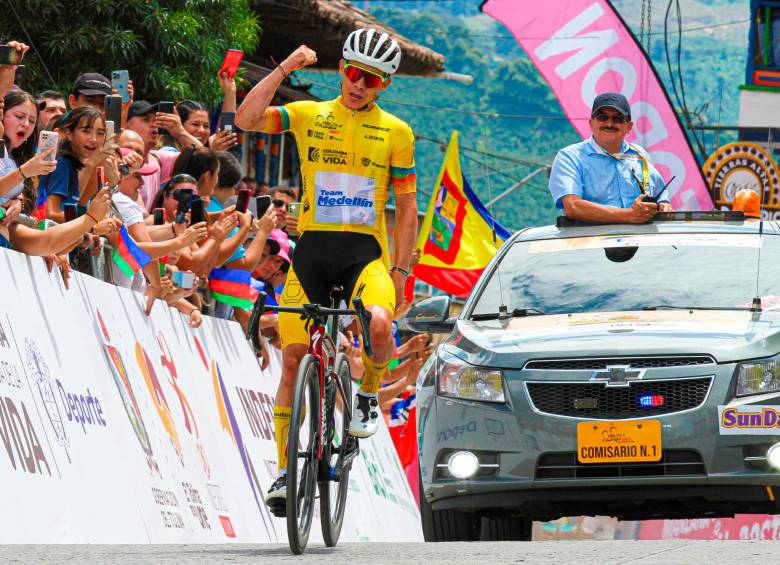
{"left": 470, "top": 232, "right": 780, "bottom": 317}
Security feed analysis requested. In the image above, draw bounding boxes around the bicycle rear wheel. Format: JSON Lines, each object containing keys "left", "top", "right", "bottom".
{"left": 319, "top": 353, "right": 353, "bottom": 547}
{"left": 286, "top": 354, "right": 320, "bottom": 555}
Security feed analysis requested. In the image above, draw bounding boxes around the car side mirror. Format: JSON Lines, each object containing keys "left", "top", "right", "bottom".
{"left": 403, "top": 296, "right": 455, "bottom": 333}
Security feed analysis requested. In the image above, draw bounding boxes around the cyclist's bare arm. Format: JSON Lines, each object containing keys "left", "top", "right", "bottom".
{"left": 235, "top": 45, "right": 318, "bottom": 132}
{"left": 393, "top": 192, "right": 418, "bottom": 270}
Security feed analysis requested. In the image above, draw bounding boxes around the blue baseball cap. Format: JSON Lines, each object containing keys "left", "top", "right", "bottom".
{"left": 591, "top": 92, "right": 631, "bottom": 120}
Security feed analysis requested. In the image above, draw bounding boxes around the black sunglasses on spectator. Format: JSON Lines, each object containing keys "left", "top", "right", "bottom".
{"left": 272, "top": 199, "right": 286, "bottom": 208}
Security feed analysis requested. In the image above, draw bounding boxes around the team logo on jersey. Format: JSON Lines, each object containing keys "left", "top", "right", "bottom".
{"left": 364, "top": 134, "right": 385, "bottom": 142}
{"left": 314, "top": 113, "right": 341, "bottom": 130}
{"left": 362, "top": 123, "right": 391, "bottom": 132}
{"left": 308, "top": 147, "right": 349, "bottom": 165}
{"left": 307, "top": 129, "right": 324, "bottom": 140}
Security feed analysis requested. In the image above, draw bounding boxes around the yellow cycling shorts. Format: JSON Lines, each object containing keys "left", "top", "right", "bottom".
{"left": 278, "top": 232, "right": 395, "bottom": 348}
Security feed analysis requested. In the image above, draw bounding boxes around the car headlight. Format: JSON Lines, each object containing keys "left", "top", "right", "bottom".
{"left": 437, "top": 349, "right": 505, "bottom": 403}
{"left": 736, "top": 356, "right": 780, "bottom": 396}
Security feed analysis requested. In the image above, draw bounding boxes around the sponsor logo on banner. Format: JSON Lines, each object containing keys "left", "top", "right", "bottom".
{"left": 137, "top": 343, "right": 184, "bottom": 465}
{"left": 157, "top": 334, "right": 211, "bottom": 478}
{"left": 197, "top": 336, "right": 276, "bottom": 539}
{"left": 25, "top": 338, "right": 71, "bottom": 462}
{"left": 719, "top": 405, "right": 780, "bottom": 434}
{"left": 704, "top": 142, "right": 780, "bottom": 219}
{"left": 0, "top": 323, "right": 52, "bottom": 477}
{"left": 236, "top": 387, "right": 274, "bottom": 440}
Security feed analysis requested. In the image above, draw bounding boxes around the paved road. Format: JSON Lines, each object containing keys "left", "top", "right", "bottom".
{"left": 1, "top": 541, "right": 778, "bottom": 564}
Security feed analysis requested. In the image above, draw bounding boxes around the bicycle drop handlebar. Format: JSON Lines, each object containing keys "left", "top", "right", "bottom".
{"left": 246, "top": 292, "right": 374, "bottom": 357}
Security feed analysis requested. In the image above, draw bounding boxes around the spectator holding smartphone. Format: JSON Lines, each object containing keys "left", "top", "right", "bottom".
{"left": 171, "top": 146, "right": 220, "bottom": 204}
{"left": 40, "top": 107, "right": 109, "bottom": 223}
{"left": 0, "top": 90, "right": 57, "bottom": 224}
{"left": 125, "top": 100, "right": 200, "bottom": 211}
{"left": 68, "top": 73, "right": 112, "bottom": 114}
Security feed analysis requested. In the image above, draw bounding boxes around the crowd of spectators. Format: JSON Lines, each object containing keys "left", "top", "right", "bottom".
{"left": 0, "top": 42, "right": 432, "bottom": 447}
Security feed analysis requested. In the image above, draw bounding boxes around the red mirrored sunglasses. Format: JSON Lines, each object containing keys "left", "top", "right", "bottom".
{"left": 343, "top": 62, "right": 387, "bottom": 89}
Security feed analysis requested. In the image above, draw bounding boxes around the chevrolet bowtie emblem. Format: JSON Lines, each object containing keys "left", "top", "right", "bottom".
{"left": 590, "top": 365, "right": 645, "bottom": 387}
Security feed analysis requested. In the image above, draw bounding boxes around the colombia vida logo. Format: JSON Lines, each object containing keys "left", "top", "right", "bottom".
{"left": 704, "top": 142, "right": 780, "bottom": 219}
{"left": 308, "top": 147, "right": 348, "bottom": 165}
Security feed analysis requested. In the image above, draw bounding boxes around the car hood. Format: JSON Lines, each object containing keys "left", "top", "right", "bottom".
{"left": 448, "top": 310, "right": 780, "bottom": 367}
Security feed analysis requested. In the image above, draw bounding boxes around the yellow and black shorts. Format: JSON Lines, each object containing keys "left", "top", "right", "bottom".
{"left": 278, "top": 231, "right": 395, "bottom": 348}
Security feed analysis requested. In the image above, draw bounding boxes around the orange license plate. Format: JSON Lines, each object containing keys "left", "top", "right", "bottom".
{"left": 577, "top": 419, "right": 662, "bottom": 464}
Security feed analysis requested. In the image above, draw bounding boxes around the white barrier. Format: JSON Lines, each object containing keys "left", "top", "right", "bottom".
{"left": 0, "top": 248, "right": 422, "bottom": 543}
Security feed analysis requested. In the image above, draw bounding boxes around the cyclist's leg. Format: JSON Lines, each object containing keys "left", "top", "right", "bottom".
{"left": 346, "top": 258, "right": 395, "bottom": 438}
{"left": 273, "top": 267, "right": 311, "bottom": 478}
{"left": 350, "top": 258, "right": 396, "bottom": 395}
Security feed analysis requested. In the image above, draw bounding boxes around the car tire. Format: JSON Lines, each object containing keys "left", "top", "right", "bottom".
{"left": 479, "top": 513, "right": 532, "bottom": 541}
{"left": 419, "top": 472, "right": 479, "bottom": 542}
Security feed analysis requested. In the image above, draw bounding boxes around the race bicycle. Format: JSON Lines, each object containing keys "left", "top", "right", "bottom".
{"left": 247, "top": 287, "right": 373, "bottom": 554}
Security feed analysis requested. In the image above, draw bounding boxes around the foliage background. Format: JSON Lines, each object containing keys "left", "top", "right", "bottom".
{"left": 0, "top": 0, "right": 260, "bottom": 105}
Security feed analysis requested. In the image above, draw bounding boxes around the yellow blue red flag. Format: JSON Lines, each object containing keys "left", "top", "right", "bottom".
{"left": 414, "top": 131, "right": 511, "bottom": 298}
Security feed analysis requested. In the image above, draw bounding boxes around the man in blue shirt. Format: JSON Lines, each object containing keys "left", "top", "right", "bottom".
{"left": 549, "top": 92, "right": 673, "bottom": 224}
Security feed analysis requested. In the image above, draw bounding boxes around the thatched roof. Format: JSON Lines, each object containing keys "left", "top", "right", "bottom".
{"left": 249, "top": 0, "right": 446, "bottom": 76}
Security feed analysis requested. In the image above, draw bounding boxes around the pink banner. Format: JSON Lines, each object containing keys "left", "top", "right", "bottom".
{"left": 638, "top": 515, "right": 780, "bottom": 541}
{"left": 481, "top": 0, "right": 713, "bottom": 210}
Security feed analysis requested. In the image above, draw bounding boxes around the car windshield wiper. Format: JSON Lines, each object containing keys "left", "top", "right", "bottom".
{"left": 470, "top": 308, "right": 546, "bottom": 321}
{"left": 641, "top": 305, "right": 754, "bottom": 311}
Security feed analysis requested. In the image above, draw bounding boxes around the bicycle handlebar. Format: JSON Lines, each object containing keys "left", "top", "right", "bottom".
{"left": 246, "top": 292, "right": 374, "bottom": 357}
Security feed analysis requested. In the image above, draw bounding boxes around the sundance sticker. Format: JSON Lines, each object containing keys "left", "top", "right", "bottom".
{"left": 718, "top": 405, "right": 780, "bottom": 435}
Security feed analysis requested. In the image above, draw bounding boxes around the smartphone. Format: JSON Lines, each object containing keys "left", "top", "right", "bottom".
{"left": 111, "top": 70, "right": 130, "bottom": 104}
{"left": 14, "top": 65, "right": 25, "bottom": 84}
{"left": 236, "top": 188, "right": 251, "bottom": 213}
{"left": 0, "top": 45, "right": 22, "bottom": 65}
{"left": 153, "top": 208, "right": 165, "bottom": 226}
{"left": 218, "top": 112, "right": 235, "bottom": 134}
{"left": 219, "top": 49, "right": 244, "bottom": 79}
{"left": 190, "top": 197, "right": 206, "bottom": 225}
{"left": 37, "top": 130, "right": 59, "bottom": 158}
{"left": 404, "top": 273, "right": 416, "bottom": 304}
{"left": 171, "top": 270, "right": 196, "bottom": 290}
{"left": 63, "top": 203, "right": 77, "bottom": 222}
{"left": 175, "top": 188, "right": 193, "bottom": 224}
{"left": 157, "top": 101, "right": 174, "bottom": 114}
{"left": 104, "top": 95, "right": 123, "bottom": 134}
{"left": 255, "top": 195, "right": 271, "bottom": 217}
{"left": 96, "top": 166, "right": 106, "bottom": 191}
{"left": 105, "top": 120, "right": 115, "bottom": 144}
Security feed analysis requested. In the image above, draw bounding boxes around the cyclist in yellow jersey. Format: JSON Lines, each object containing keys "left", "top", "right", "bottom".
{"left": 236, "top": 28, "right": 418, "bottom": 511}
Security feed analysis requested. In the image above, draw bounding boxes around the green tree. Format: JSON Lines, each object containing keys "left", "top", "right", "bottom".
{"left": 1, "top": 0, "right": 260, "bottom": 104}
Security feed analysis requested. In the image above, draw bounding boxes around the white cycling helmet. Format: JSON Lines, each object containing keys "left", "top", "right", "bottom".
{"left": 342, "top": 28, "right": 402, "bottom": 75}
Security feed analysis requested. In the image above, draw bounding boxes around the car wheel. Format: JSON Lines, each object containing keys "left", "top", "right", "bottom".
{"left": 479, "top": 513, "right": 532, "bottom": 541}
{"left": 419, "top": 472, "right": 479, "bottom": 541}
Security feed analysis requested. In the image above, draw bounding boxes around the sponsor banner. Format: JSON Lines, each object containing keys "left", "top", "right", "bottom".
{"left": 718, "top": 405, "right": 780, "bottom": 435}
{"left": 481, "top": 0, "right": 713, "bottom": 210}
{"left": 637, "top": 515, "right": 780, "bottom": 540}
{"left": 0, "top": 248, "right": 421, "bottom": 543}
{"left": 704, "top": 142, "right": 780, "bottom": 219}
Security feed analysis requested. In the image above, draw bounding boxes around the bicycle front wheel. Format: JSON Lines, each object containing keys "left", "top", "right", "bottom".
{"left": 286, "top": 354, "right": 320, "bottom": 555}
{"left": 319, "top": 353, "right": 353, "bottom": 547}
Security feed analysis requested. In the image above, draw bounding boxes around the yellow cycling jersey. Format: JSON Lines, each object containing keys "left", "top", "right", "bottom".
{"left": 262, "top": 96, "right": 416, "bottom": 243}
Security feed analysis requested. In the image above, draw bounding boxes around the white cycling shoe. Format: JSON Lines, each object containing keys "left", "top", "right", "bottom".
{"left": 348, "top": 392, "right": 379, "bottom": 438}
